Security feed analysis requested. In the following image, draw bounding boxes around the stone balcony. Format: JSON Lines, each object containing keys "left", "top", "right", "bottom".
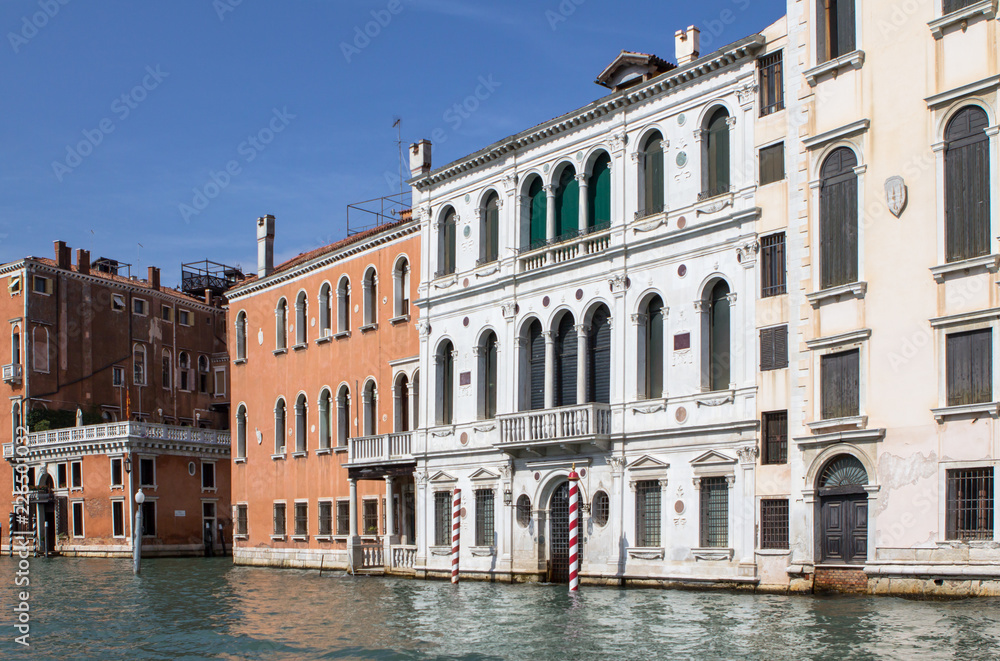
{"left": 4, "top": 421, "right": 230, "bottom": 460}
{"left": 346, "top": 432, "right": 414, "bottom": 468}
{"left": 496, "top": 402, "right": 612, "bottom": 458}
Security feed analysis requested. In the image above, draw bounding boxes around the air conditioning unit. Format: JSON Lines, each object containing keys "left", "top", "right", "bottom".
{"left": 2, "top": 363, "right": 22, "bottom": 384}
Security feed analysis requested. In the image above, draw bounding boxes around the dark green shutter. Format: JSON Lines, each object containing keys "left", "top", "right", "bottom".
{"left": 485, "top": 333, "right": 498, "bottom": 418}
{"left": 529, "top": 322, "right": 545, "bottom": 410}
{"left": 646, "top": 297, "right": 663, "bottom": 398}
{"left": 554, "top": 315, "right": 577, "bottom": 407}
{"left": 588, "top": 153, "right": 612, "bottom": 229}
{"left": 588, "top": 306, "right": 611, "bottom": 404}
{"left": 555, "top": 167, "right": 579, "bottom": 238}
{"left": 706, "top": 109, "right": 730, "bottom": 196}
{"left": 484, "top": 194, "right": 500, "bottom": 263}
{"left": 643, "top": 135, "right": 664, "bottom": 214}
{"left": 709, "top": 282, "right": 730, "bottom": 391}
{"left": 529, "top": 178, "right": 547, "bottom": 249}
{"left": 441, "top": 343, "right": 454, "bottom": 424}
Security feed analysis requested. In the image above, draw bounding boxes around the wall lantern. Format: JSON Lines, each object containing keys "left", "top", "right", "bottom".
{"left": 503, "top": 489, "right": 513, "bottom": 506}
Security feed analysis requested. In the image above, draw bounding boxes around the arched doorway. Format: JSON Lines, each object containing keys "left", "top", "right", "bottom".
{"left": 548, "top": 481, "right": 570, "bottom": 583}
{"left": 818, "top": 455, "right": 869, "bottom": 564}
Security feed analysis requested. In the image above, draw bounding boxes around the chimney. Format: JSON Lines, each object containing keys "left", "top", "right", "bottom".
{"left": 76, "top": 249, "right": 90, "bottom": 275}
{"left": 204, "top": 289, "right": 213, "bottom": 306}
{"left": 257, "top": 214, "right": 275, "bottom": 278}
{"left": 409, "top": 140, "right": 432, "bottom": 177}
{"left": 675, "top": 26, "right": 700, "bottom": 66}
{"left": 54, "top": 241, "right": 71, "bottom": 269}
{"left": 148, "top": 266, "right": 160, "bottom": 291}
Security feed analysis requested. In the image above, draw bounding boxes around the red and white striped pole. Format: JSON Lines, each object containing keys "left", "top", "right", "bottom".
{"left": 451, "top": 488, "right": 461, "bottom": 584}
{"left": 568, "top": 466, "right": 580, "bottom": 592}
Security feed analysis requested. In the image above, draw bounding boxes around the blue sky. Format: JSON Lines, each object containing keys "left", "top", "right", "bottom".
{"left": 0, "top": 0, "right": 785, "bottom": 285}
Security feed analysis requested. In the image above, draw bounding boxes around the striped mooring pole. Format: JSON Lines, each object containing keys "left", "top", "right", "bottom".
{"left": 568, "top": 465, "right": 580, "bottom": 592}
{"left": 451, "top": 488, "right": 461, "bottom": 584}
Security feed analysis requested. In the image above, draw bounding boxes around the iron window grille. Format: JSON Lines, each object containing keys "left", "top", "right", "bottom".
{"left": 699, "top": 477, "right": 729, "bottom": 548}
{"left": 946, "top": 329, "right": 992, "bottom": 407}
{"left": 946, "top": 467, "right": 994, "bottom": 541}
{"left": 362, "top": 500, "right": 379, "bottom": 536}
{"left": 516, "top": 495, "right": 531, "bottom": 528}
{"left": 762, "top": 411, "right": 788, "bottom": 465}
{"left": 760, "top": 231, "right": 786, "bottom": 296}
{"left": 760, "top": 499, "right": 789, "bottom": 549}
{"left": 318, "top": 502, "right": 332, "bottom": 536}
{"left": 475, "top": 489, "right": 495, "bottom": 546}
{"left": 236, "top": 505, "right": 248, "bottom": 536}
{"left": 434, "top": 491, "right": 451, "bottom": 546}
{"left": 336, "top": 501, "right": 350, "bottom": 536}
{"left": 757, "top": 51, "right": 784, "bottom": 116}
{"left": 592, "top": 491, "right": 610, "bottom": 527}
{"left": 635, "top": 480, "right": 661, "bottom": 547}
{"left": 294, "top": 503, "right": 308, "bottom": 536}
{"left": 272, "top": 503, "right": 286, "bottom": 536}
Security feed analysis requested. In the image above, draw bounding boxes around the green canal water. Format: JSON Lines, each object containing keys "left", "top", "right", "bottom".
{"left": 1, "top": 557, "right": 998, "bottom": 660}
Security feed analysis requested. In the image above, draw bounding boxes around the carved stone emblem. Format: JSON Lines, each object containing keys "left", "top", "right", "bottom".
{"left": 885, "top": 176, "right": 907, "bottom": 218}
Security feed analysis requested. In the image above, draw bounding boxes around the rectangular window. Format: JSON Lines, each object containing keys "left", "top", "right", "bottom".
{"left": 946, "top": 329, "right": 992, "bottom": 407}
{"left": 946, "top": 467, "right": 994, "bottom": 541}
{"left": 162, "top": 355, "right": 171, "bottom": 389}
{"left": 112, "top": 294, "right": 125, "bottom": 311}
{"left": 821, "top": 349, "right": 860, "bottom": 420}
{"left": 133, "top": 299, "right": 147, "bottom": 316}
{"left": 33, "top": 276, "right": 53, "bottom": 295}
{"left": 179, "top": 310, "right": 191, "bottom": 326}
{"left": 944, "top": 0, "right": 980, "bottom": 14}
{"left": 294, "top": 502, "right": 308, "bottom": 536}
{"left": 318, "top": 501, "right": 333, "bottom": 536}
{"left": 72, "top": 501, "right": 84, "bottom": 537}
{"left": 70, "top": 461, "right": 82, "bottom": 489}
{"left": 161, "top": 306, "right": 173, "bottom": 322}
{"left": 57, "top": 463, "right": 67, "bottom": 489}
{"left": 141, "top": 501, "right": 156, "bottom": 537}
{"left": 699, "top": 477, "right": 729, "bottom": 548}
{"left": 434, "top": 491, "right": 452, "bottom": 546}
{"left": 8, "top": 275, "right": 21, "bottom": 295}
{"left": 635, "top": 480, "right": 661, "bottom": 547}
{"left": 139, "top": 457, "right": 155, "bottom": 487}
{"left": 214, "top": 369, "right": 226, "bottom": 397}
{"left": 757, "top": 51, "right": 784, "bottom": 116}
{"left": 761, "top": 232, "right": 786, "bottom": 297}
{"left": 818, "top": 0, "right": 856, "bottom": 63}
{"left": 760, "top": 325, "right": 789, "bottom": 371}
{"left": 336, "top": 501, "right": 350, "bottom": 536}
{"left": 362, "top": 499, "right": 379, "bottom": 536}
{"left": 760, "top": 498, "right": 789, "bottom": 549}
{"left": 273, "top": 503, "right": 286, "bottom": 536}
{"left": 112, "top": 500, "right": 125, "bottom": 538}
{"left": 762, "top": 411, "right": 788, "bottom": 465}
{"left": 110, "top": 458, "right": 123, "bottom": 487}
{"left": 759, "top": 142, "right": 785, "bottom": 186}
{"left": 112, "top": 366, "right": 125, "bottom": 387}
{"left": 475, "top": 489, "right": 495, "bottom": 547}
{"left": 236, "top": 504, "right": 248, "bottom": 536}
{"left": 202, "top": 462, "right": 216, "bottom": 490}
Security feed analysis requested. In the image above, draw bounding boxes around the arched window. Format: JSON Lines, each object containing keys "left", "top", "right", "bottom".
{"left": 439, "top": 208, "right": 457, "bottom": 276}
{"left": 179, "top": 352, "right": 191, "bottom": 391}
{"left": 437, "top": 341, "right": 454, "bottom": 424}
{"left": 819, "top": 147, "right": 859, "bottom": 288}
{"left": 587, "top": 306, "right": 611, "bottom": 404}
{"left": 161, "top": 349, "right": 172, "bottom": 390}
{"left": 394, "top": 373, "right": 410, "bottom": 432}
{"left": 640, "top": 132, "right": 664, "bottom": 216}
{"left": 945, "top": 106, "right": 990, "bottom": 263}
{"left": 318, "top": 283, "right": 332, "bottom": 337}
{"left": 336, "top": 385, "right": 350, "bottom": 446}
{"left": 640, "top": 296, "right": 665, "bottom": 399}
{"left": 363, "top": 267, "right": 377, "bottom": 326}
{"left": 236, "top": 405, "right": 247, "bottom": 459}
{"left": 524, "top": 320, "right": 545, "bottom": 411}
{"left": 554, "top": 314, "right": 577, "bottom": 407}
{"left": 555, "top": 165, "right": 579, "bottom": 239}
{"left": 702, "top": 108, "right": 731, "bottom": 199}
{"left": 318, "top": 389, "right": 332, "bottom": 449}
{"left": 235, "top": 311, "right": 247, "bottom": 360}
{"left": 393, "top": 258, "right": 410, "bottom": 317}
{"left": 198, "top": 355, "right": 209, "bottom": 394}
{"left": 295, "top": 291, "right": 308, "bottom": 345}
{"left": 133, "top": 344, "right": 146, "bottom": 385}
{"left": 32, "top": 326, "right": 49, "bottom": 373}
{"left": 481, "top": 192, "right": 500, "bottom": 263}
{"left": 336, "top": 277, "right": 350, "bottom": 333}
{"left": 274, "top": 398, "right": 286, "bottom": 453}
{"left": 11, "top": 324, "right": 20, "bottom": 365}
{"left": 294, "top": 393, "right": 307, "bottom": 452}
{"left": 275, "top": 298, "right": 288, "bottom": 350}
{"left": 527, "top": 177, "right": 547, "bottom": 250}
{"left": 705, "top": 281, "right": 731, "bottom": 392}
{"left": 479, "top": 331, "right": 498, "bottom": 419}
{"left": 362, "top": 380, "right": 377, "bottom": 436}
{"left": 588, "top": 152, "right": 612, "bottom": 230}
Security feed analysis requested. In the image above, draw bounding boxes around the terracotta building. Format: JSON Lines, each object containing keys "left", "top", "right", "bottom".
{"left": 228, "top": 211, "right": 420, "bottom": 569}
{"left": 1, "top": 242, "right": 237, "bottom": 556}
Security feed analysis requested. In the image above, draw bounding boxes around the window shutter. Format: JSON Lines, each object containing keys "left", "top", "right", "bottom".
{"left": 820, "top": 148, "right": 859, "bottom": 289}
{"left": 530, "top": 180, "right": 547, "bottom": 248}
{"left": 775, "top": 326, "right": 788, "bottom": 368}
{"left": 554, "top": 316, "right": 577, "bottom": 407}
{"left": 836, "top": 0, "right": 856, "bottom": 56}
{"left": 760, "top": 328, "right": 774, "bottom": 371}
{"left": 945, "top": 107, "right": 990, "bottom": 263}
{"left": 588, "top": 308, "right": 612, "bottom": 404}
{"left": 529, "top": 324, "right": 545, "bottom": 410}
{"left": 588, "top": 154, "right": 612, "bottom": 227}
{"left": 816, "top": 0, "right": 829, "bottom": 62}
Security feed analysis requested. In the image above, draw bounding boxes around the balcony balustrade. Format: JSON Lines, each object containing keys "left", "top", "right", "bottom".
{"left": 347, "top": 432, "right": 413, "bottom": 467}
{"left": 497, "top": 402, "right": 612, "bottom": 457}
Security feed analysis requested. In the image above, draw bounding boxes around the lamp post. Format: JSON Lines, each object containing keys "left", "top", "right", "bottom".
{"left": 133, "top": 489, "right": 144, "bottom": 575}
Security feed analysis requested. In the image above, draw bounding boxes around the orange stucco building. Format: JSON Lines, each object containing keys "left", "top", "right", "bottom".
{"left": 229, "top": 212, "right": 420, "bottom": 569}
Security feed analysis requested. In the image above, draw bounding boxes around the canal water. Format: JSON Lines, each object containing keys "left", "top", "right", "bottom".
{"left": 2, "top": 557, "right": 999, "bottom": 660}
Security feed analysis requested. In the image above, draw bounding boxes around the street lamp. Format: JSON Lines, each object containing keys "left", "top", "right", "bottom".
{"left": 133, "top": 489, "right": 145, "bottom": 575}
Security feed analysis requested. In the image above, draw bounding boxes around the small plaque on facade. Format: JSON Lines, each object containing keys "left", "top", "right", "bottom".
{"left": 459, "top": 371, "right": 471, "bottom": 386}
{"left": 175, "top": 510, "right": 186, "bottom": 517}
{"left": 674, "top": 333, "right": 691, "bottom": 350}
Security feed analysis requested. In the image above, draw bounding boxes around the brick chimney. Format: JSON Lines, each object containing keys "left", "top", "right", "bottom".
{"left": 675, "top": 26, "right": 700, "bottom": 66}
{"left": 409, "top": 140, "right": 432, "bottom": 177}
{"left": 148, "top": 266, "right": 160, "bottom": 291}
{"left": 204, "top": 289, "right": 213, "bottom": 306}
{"left": 257, "top": 215, "right": 275, "bottom": 278}
{"left": 76, "top": 249, "right": 90, "bottom": 275}
{"left": 54, "top": 241, "right": 71, "bottom": 269}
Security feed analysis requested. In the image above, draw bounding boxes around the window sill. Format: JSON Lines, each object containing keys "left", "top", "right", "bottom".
{"left": 930, "top": 254, "right": 1000, "bottom": 282}
{"left": 804, "top": 49, "right": 865, "bottom": 87}
{"left": 334, "top": 330, "right": 350, "bottom": 340}
{"left": 334, "top": 445, "right": 349, "bottom": 454}
{"left": 692, "top": 547, "right": 735, "bottom": 561}
{"left": 271, "top": 453, "right": 286, "bottom": 461}
{"left": 315, "top": 535, "right": 334, "bottom": 542}
{"left": 315, "top": 447, "right": 333, "bottom": 456}
{"left": 270, "top": 535, "right": 287, "bottom": 542}
{"left": 806, "top": 281, "right": 867, "bottom": 308}
{"left": 201, "top": 487, "right": 218, "bottom": 493}
{"left": 290, "top": 535, "right": 308, "bottom": 542}
{"left": 807, "top": 415, "right": 867, "bottom": 432}
{"left": 470, "top": 546, "right": 496, "bottom": 557}
{"left": 234, "top": 534, "right": 248, "bottom": 541}
{"left": 359, "top": 323, "right": 378, "bottom": 333}
{"left": 627, "top": 547, "right": 665, "bottom": 560}
{"left": 430, "top": 546, "right": 452, "bottom": 556}
{"left": 233, "top": 457, "right": 246, "bottom": 464}
{"left": 291, "top": 451, "right": 307, "bottom": 459}
{"left": 755, "top": 548, "right": 791, "bottom": 556}
{"left": 389, "top": 314, "right": 410, "bottom": 325}
{"left": 932, "top": 401, "right": 1000, "bottom": 423}
{"left": 272, "top": 348, "right": 287, "bottom": 356}
{"left": 233, "top": 358, "right": 247, "bottom": 365}
{"left": 110, "top": 484, "right": 124, "bottom": 490}
{"left": 292, "top": 343, "right": 307, "bottom": 351}
{"left": 929, "top": 0, "right": 997, "bottom": 39}
{"left": 315, "top": 335, "right": 333, "bottom": 345}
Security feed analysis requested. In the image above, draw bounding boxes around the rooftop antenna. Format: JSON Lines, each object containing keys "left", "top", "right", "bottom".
{"left": 137, "top": 242, "right": 143, "bottom": 279}
{"left": 393, "top": 117, "right": 403, "bottom": 200}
